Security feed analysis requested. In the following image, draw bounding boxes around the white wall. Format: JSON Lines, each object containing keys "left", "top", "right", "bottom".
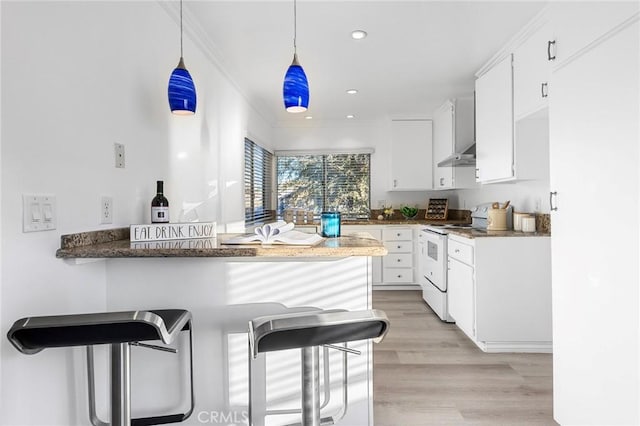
{"left": 274, "top": 120, "right": 550, "bottom": 214}
{"left": 0, "top": 2, "right": 271, "bottom": 424}
{"left": 0, "top": 0, "right": 3, "bottom": 409}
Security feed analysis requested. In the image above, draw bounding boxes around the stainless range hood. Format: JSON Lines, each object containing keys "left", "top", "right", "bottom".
{"left": 436, "top": 143, "right": 476, "bottom": 167}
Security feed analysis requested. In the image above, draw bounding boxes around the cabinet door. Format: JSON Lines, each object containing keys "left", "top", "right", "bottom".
{"left": 447, "top": 257, "right": 474, "bottom": 339}
{"left": 475, "top": 55, "right": 514, "bottom": 183}
{"left": 432, "top": 102, "right": 454, "bottom": 189}
{"left": 514, "top": 22, "right": 552, "bottom": 120}
{"left": 390, "top": 120, "right": 433, "bottom": 190}
{"left": 549, "top": 19, "right": 639, "bottom": 424}
{"left": 550, "top": 2, "right": 639, "bottom": 66}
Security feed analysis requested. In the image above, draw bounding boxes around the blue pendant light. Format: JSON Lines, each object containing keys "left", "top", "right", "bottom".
{"left": 283, "top": 0, "right": 309, "bottom": 113}
{"left": 168, "top": 0, "right": 196, "bottom": 115}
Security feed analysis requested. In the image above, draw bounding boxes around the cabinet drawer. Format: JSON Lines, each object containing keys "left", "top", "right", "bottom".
{"left": 448, "top": 239, "right": 474, "bottom": 264}
{"left": 383, "top": 254, "right": 413, "bottom": 268}
{"left": 382, "top": 228, "right": 413, "bottom": 241}
{"left": 384, "top": 241, "right": 413, "bottom": 253}
{"left": 383, "top": 268, "right": 414, "bottom": 283}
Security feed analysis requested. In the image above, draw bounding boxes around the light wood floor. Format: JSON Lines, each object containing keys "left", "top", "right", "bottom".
{"left": 372, "top": 290, "right": 557, "bottom": 425}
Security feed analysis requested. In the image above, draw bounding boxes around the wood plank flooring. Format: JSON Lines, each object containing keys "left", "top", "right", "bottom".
{"left": 373, "top": 290, "right": 557, "bottom": 425}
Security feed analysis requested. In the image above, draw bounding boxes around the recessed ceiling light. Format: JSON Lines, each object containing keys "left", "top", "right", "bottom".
{"left": 305, "top": 115, "right": 313, "bottom": 120}
{"left": 346, "top": 114, "right": 355, "bottom": 119}
{"left": 351, "top": 30, "right": 367, "bottom": 40}
{"left": 346, "top": 89, "right": 358, "bottom": 95}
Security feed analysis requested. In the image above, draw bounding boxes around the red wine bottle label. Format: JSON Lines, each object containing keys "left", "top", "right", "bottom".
{"left": 151, "top": 206, "right": 169, "bottom": 223}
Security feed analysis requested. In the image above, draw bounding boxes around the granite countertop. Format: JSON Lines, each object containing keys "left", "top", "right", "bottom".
{"left": 340, "top": 219, "right": 472, "bottom": 226}
{"left": 55, "top": 228, "right": 387, "bottom": 259}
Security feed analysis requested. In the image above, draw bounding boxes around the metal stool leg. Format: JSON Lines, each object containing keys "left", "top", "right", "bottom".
{"left": 301, "top": 346, "right": 321, "bottom": 426}
{"left": 111, "top": 342, "right": 131, "bottom": 426}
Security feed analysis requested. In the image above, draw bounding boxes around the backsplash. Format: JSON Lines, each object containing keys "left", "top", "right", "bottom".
{"left": 370, "top": 208, "right": 471, "bottom": 222}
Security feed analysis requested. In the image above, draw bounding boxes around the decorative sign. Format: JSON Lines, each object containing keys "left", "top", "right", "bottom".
{"left": 130, "top": 238, "right": 216, "bottom": 250}
{"left": 130, "top": 222, "right": 216, "bottom": 242}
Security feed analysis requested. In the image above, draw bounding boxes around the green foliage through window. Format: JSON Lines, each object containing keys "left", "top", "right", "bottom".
{"left": 277, "top": 153, "right": 371, "bottom": 219}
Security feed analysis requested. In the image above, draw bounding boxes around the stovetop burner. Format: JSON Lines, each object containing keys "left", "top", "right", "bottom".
{"left": 423, "top": 223, "right": 474, "bottom": 235}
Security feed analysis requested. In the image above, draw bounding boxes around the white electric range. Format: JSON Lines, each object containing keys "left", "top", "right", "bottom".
{"left": 418, "top": 223, "right": 472, "bottom": 322}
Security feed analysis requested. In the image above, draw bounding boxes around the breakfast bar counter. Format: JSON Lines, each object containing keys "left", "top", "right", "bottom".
{"left": 56, "top": 227, "right": 385, "bottom": 426}
{"left": 56, "top": 228, "right": 387, "bottom": 259}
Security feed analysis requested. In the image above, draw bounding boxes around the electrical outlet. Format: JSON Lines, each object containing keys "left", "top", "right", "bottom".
{"left": 101, "top": 196, "right": 113, "bottom": 224}
{"left": 115, "top": 143, "right": 125, "bottom": 168}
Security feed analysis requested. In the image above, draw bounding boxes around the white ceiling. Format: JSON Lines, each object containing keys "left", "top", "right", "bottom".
{"left": 184, "top": 1, "right": 547, "bottom": 125}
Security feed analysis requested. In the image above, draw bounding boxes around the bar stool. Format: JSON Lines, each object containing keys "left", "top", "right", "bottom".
{"left": 7, "top": 309, "right": 194, "bottom": 426}
{"left": 248, "top": 309, "right": 389, "bottom": 426}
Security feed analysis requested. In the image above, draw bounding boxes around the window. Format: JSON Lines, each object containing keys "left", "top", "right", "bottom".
{"left": 244, "top": 138, "right": 274, "bottom": 225}
{"left": 276, "top": 152, "right": 371, "bottom": 219}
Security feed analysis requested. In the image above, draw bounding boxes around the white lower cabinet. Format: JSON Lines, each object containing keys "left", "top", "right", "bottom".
{"left": 342, "top": 225, "right": 419, "bottom": 288}
{"left": 447, "top": 256, "right": 474, "bottom": 339}
{"left": 381, "top": 227, "right": 415, "bottom": 286}
{"left": 447, "top": 234, "right": 552, "bottom": 353}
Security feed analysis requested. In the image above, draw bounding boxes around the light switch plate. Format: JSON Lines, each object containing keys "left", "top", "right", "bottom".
{"left": 23, "top": 194, "right": 57, "bottom": 232}
{"left": 115, "top": 143, "right": 125, "bottom": 168}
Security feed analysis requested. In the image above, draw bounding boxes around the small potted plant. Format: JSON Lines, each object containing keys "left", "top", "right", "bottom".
{"left": 382, "top": 205, "right": 394, "bottom": 220}
{"left": 401, "top": 206, "right": 418, "bottom": 220}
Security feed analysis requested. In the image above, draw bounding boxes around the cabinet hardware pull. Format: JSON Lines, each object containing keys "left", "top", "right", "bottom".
{"left": 475, "top": 168, "right": 479, "bottom": 179}
{"left": 440, "top": 177, "right": 444, "bottom": 186}
{"left": 397, "top": 259, "right": 401, "bottom": 262}
{"left": 393, "top": 179, "right": 397, "bottom": 188}
{"left": 550, "top": 191, "right": 558, "bottom": 211}
{"left": 397, "top": 245, "right": 401, "bottom": 249}
{"left": 397, "top": 233, "right": 401, "bottom": 237}
{"left": 541, "top": 82, "right": 549, "bottom": 98}
{"left": 397, "top": 274, "right": 402, "bottom": 278}
{"left": 455, "top": 249, "right": 460, "bottom": 253}
{"left": 547, "top": 40, "right": 556, "bottom": 61}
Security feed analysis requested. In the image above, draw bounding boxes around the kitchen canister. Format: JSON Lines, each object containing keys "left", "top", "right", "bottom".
{"left": 487, "top": 208, "right": 508, "bottom": 231}
{"left": 513, "top": 212, "right": 529, "bottom": 231}
{"left": 521, "top": 216, "right": 537, "bottom": 233}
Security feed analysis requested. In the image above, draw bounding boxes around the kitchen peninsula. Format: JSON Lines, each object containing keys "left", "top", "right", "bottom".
{"left": 56, "top": 228, "right": 386, "bottom": 426}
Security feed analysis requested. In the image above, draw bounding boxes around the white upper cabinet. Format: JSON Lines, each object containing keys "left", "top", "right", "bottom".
{"left": 513, "top": 22, "right": 553, "bottom": 120}
{"left": 475, "top": 54, "right": 514, "bottom": 183}
{"left": 432, "top": 98, "right": 477, "bottom": 190}
{"left": 548, "top": 4, "right": 640, "bottom": 424}
{"left": 390, "top": 119, "right": 433, "bottom": 191}
{"left": 550, "top": 2, "right": 639, "bottom": 67}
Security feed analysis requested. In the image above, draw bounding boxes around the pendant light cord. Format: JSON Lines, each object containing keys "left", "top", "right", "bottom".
{"left": 180, "top": 0, "right": 184, "bottom": 58}
{"left": 293, "top": 0, "right": 297, "bottom": 55}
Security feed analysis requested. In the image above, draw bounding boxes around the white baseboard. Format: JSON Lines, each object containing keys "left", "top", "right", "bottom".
{"left": 373, "top": 284, "right": 421, "bottom": 291}
{"left": 476, "top": 340, "right": 553, "bottom": 353}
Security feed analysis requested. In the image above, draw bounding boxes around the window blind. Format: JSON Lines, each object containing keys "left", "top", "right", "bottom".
{"left": 244, "top": 138, "right": 274, "bottom": 225}
{"left": 276, "top": 153, "right": 371, "bottom": 219}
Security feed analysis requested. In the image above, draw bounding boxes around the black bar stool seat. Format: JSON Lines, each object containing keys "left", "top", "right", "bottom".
{"left": 8, "top": 309, "right": 189, "bottom": 353}
{"left": 248, "top": 309, "right": 389, "bottom": 426}
{"left": 7, "top": 309, "right": 194, "bottom": 426}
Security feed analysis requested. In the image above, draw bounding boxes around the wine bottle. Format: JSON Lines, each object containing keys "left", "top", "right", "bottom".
{"left": 151, "top": 180, "right": 169, "bottom": 223}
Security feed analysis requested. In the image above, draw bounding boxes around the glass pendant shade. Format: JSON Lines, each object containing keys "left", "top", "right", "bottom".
{"left": 168, "top": 57, "right": 196, "bottom": 115}
{"left": 283, "top": 54, "right": 309, "bottom": 113}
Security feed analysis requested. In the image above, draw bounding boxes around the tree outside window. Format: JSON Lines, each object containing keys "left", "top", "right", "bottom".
{"left": 277, "top": 153, "right": 370, "bottom": 219}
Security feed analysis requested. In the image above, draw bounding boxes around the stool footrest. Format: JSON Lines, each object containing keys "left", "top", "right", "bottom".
{"left": 132, "top": 413, "right": 187, "bottom": 426}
